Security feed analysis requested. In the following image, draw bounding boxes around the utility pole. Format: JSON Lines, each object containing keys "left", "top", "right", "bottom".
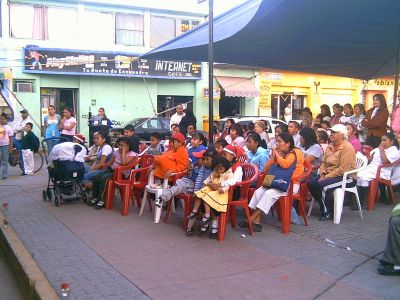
{"left": 199, "top": 0, "right": 214, "bottom": 145}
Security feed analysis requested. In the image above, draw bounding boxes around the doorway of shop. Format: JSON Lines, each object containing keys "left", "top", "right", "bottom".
{"left": 157, "top": 95, "right": 193, "bottom": 118}
{"left": 40, "top": 88, "right": 78, "bottom": 135}
{"left": 219, "top": 96, "right": 242, "bottom": 118}
{"left": 271, "top": 93, "right": 305, "bottom": 123}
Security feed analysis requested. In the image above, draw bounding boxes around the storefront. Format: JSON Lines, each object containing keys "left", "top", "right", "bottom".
{"left": 258, "top": 71, "right": 360, "bottom": 121}
{"left": 10, "top": 46, "right": 201, "bottom": 138}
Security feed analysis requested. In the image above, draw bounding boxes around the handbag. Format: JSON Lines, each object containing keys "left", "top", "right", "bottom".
{"left": 262, "top": 151, "right": 297, "bottom": 191}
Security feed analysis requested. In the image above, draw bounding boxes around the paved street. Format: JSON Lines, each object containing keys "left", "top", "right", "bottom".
{"left": 0, "top": 167, "right": 399, "bottom": 300}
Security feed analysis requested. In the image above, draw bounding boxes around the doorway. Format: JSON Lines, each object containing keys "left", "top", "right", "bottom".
{"left": 271, "top": 93, "right": 305, "bottom": 122}
{"left": 40, "top": 88, "right": 78, "bottom": 133}
{"left": 219, "top": 96, "right": 242, "bottom": 118}
{"left": 157, "top": 95, "right": 193, "bottom": 118}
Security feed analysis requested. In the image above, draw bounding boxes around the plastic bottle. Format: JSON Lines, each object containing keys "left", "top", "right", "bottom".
{"left": 324, "top": 238, "right": 336, "bottom": 247}
{"left": 61, "top": 283, "right": 70, "bottom": 298}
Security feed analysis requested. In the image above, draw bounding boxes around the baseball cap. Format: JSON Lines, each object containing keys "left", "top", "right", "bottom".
{"left": 223, "top": 145, "right": 237, "bottom": 157}
{"left": 73, "top": 134, "right": 86, "bottom": 144}
{"left": 20, "top": 109, "right": 28, "bottom": 114}
{"left": 330, "top": 124, "right": 347, "bottom": 135}
{"left": 170, "top": 132, "right": 186, "bottom": 144}
{"left": 192, "top": 150, "right": 207, "bottom": 158}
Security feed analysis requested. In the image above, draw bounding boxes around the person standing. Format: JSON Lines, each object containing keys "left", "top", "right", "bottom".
{"left": 179, "top": 107, "right": 196, "bottom": 136}
{"left": 284, "top": 102, "right": 292, "bottom": 123}
{"left": 88, "top": 107, "right": 113, "bottom": 145}
{"left": 0, "top": 113, "right": 14, "bottom": 180}
{"left": 13, "top": 109, "right": 31, "bottom": 150}
{"left": 169, "top": 104, "right": 185, "bottom": 129}
{"left": 362, "top": 93, "right": 389, "bottom": 148}
{"left": 21, "top": 122, "right": 39, "bottom": 175}
{"left": 59, "top": 108, "right": 77, "bottom": 142}
{"left": 350, "top": 103, "right": 367, "bottom": 144}
{"left": 43, "top": 105, "right": 61, "bottom": 153}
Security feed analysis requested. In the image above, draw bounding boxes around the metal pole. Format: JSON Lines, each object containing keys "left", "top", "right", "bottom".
{"left": 392, "top": 46, "right": 400, "bottom": 113}
{"left": 208, "top": 0, "right": 214, "bottom": 145}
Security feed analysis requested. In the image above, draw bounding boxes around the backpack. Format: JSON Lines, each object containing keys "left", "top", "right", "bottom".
{"left": 32, "top": 135, "right": 40, "bottom": 153}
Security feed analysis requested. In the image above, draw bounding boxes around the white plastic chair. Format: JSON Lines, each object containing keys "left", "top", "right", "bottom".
{"left": 139, "top": 170, "right": 185, "bottom": 223}
{"left": 332, "top": 152, "right": 368, "bottom": 224}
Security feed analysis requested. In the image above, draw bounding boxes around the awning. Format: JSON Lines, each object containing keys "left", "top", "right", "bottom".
{"left": 216, "top": 76, "right": 259, "bottom": 97}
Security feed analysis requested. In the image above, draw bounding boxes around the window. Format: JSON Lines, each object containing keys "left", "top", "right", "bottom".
{"left": 179, "top": 19, "right": 200, "bottom": 34}
{"left": 10, "top": 4, "right": 47, "bottom": 39}
{"left": 47, "top": 7, "right": 77, "bottom": 43}
{"left": 150, "top": 16, "right": 175, "bottom": 48}
{"left": 13, "top": 81, "right": 34, "bottom": 93}
{"left": 115, "top": 13, "right": 144, "bottom": 46}
{"left": 81, "top": 10, "right": 114, "bottom": 46}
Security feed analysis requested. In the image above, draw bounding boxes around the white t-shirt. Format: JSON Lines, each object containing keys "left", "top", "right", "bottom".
{"left": 339, "top": 115, "right": 353, "bottom": 124}
{"left": 96, "top": 144, "right": 113, "bottom": 163}
{"left": 169, "top": 113, "right": 185, "bottom": 128}
{"left": 61, "top": 117, "right": 77, "bottom": 136}
{"left": 292, "top": 133, "right": 301, "bottom": 148}
{"left": 0, "top": 125, "right": 13, "bottom": 146}
{"left": 48, "top": 142, "right": 86, "bottom": 163}
{"left": 301, "top": 144, "right": 324, "bottom": 167}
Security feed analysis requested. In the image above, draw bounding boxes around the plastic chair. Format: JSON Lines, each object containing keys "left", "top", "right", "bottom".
{"left": 217, "top": 187, "right": 233, "bottom": 242}
{"left": 367, "top": 158, "right": 400, "bottom": 210}
{"left": 105, "top": 158, "right": 140, "bottom": 216}
{"left": 129, "top": 154, "right": 155, "bottom": 211}
{"left": 276, "top": 161, "right": 312, "bottom": 234}
{"left": 139, "top": 170, "right": 187, "bottom": 223}
{"left": 228, "top": 163, "right": 258, "bottom": 235}
{"left": 237, "top": 153, "right": 248, "bottom": 164}
{"left": 332, "top": 152, "right": 368, "bottom": 224}
{"left": 165, "top": 192, "right": 195, "bottom": 229}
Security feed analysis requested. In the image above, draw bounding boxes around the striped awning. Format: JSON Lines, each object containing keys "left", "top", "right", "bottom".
{"left": 216, "top": 76, "right": 259, "bottom": 98}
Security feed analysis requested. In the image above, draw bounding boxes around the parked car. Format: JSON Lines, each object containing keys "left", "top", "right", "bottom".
{"left": 218, "top": 116, "right": 287, "bottom": 139}
{"left": 110, "top": 117, "right": 208, "bottom": 142}
{"left": 110, "top": 117, "right": 171, "bottom": 141}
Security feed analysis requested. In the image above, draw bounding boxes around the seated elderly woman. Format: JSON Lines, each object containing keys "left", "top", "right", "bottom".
{"left": 239, "top": 132, "right": 304, "bottom": 232}
{"left": 308, "top": 124, "right": 356, "bottom": 221}
{"left": 355, "top": 132, "right": 400, "bottom": 209}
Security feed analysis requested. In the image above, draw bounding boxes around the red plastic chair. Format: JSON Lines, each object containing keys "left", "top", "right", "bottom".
{"left": 167, "top": 192, "right": 194, "bottom": 229}
{"left": 105, "top": 157, "right": 140, "bottom": 215}
{"left": 228, "top": 163, "right": 259, "bottom": 235}
{"left": 237, "top": 153, "right": 248, "bottom": 164}
{"left": 361, "top": 145, "right": 374, "bottom": 160}
{"left": 276, "top": 161, "right": 312, "bottom": 234}
{"left": 131, "top": 154, "right": 155, "bottom": 212}
{"left": 248, "top": 172, "right": 265, "bottom": 201}
{"left": 217, "top": 187, "right": 233, "bottom": 242}
{"left": 367, "top": 158, "right": 400, "bottom": 210}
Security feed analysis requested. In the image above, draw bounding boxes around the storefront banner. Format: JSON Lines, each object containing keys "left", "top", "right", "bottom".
{"left": 23, "top": 47, "right": 202, "bottom": 80}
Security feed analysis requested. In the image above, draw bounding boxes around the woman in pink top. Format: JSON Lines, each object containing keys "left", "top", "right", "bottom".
{"left": 225, "top": 124, "right": 246, "bottom": 148}
{"left": 59, "top": 107, "right": 77, "bottom": 142}
{"left": 346, "top": 123, "right": 362, "bottom": 153}
{"left": 91, "top": 136, "right": 137, "bottom": 209}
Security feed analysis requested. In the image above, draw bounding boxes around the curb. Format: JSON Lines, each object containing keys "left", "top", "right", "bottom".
{"left": 0, "top": 212, "right": 60, "bottom": 300}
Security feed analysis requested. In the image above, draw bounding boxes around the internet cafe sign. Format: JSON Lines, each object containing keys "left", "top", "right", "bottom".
{"left": 23, "top": 47, "right": 202, "bottom": 80}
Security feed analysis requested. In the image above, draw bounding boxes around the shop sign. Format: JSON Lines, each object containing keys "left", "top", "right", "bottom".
{"left": 23, "top": 47, "right": 202, "bottom": 80}
{"left": 202, "top": 88, "right": 221, "bottom": 100}
{"left": 262, "top": 72, "right": 283, "bottom": 82}
{"left": 180, "top": 20, "right": 200, "bottom": 33}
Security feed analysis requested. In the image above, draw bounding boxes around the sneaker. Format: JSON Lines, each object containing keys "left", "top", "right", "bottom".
{"left": 319, "top": 212, "right": 331, "bottom": 221}
{"left": 209, "top": 231, "right": 218, "bottom": 239}
{"left": 88, "top": 198, "right": 98, "bottom": 206}
{"left": 95, "top": 200, "right": 105, "bottom": 209}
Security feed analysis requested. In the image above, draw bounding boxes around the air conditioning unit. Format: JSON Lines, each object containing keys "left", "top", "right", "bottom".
{"left": 16, "top": 82, "right": 33, "bottom": 93}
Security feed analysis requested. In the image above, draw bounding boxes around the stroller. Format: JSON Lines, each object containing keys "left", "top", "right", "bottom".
{"left": 42, "top": 137, "right": 88, "bottom": 206}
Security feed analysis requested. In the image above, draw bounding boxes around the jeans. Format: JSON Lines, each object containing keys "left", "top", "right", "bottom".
{"left": 0, "top": 145, "right": 9, "bottom": 179}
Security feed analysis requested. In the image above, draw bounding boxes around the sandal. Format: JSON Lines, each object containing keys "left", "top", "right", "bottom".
{"left": 199, "top": 223, "right": 209, "bottom": 235}
{"left": 185, "top": 227, "right": 194, "bottom": 237}
{"left": 187, "top": 211, "right": 199, "bottom": 220}
{"left": 95, "top": 200, "right": 104, "bottom": 209}
{"left": 199, "top": 216, "right": 212, "bottom": 226}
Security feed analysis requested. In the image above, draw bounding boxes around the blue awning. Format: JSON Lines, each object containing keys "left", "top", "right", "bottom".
{"left": 143, "top": 0, "right": 400, "bottom": 80}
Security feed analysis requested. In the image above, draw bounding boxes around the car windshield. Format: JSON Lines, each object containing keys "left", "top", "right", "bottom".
{"left": 122, "top": 118, "right": 146, "bottom": 128}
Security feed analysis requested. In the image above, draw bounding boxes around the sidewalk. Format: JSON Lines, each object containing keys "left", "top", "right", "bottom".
{"left": 0, "top": 171, "right": 399, "bottom": 300}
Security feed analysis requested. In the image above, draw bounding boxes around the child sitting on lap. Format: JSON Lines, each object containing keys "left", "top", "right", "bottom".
{"left": 188, "top": 156, "right": 233, "bottom": 235}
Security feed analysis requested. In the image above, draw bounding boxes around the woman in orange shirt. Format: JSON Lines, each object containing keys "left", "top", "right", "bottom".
{"left": 239, "top": 132, "right": 304, "bottom": 232}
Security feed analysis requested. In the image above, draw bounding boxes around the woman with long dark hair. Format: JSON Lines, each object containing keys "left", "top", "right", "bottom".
{"left": 59, "top": 107, "right": 77, "bottom": 142}
{"left": 246, "top": 133, "right": 269, "bottom": 172}
{"left": 220, "top": 118, "right": 235, "bottom": 140}
{"left": 239, "top": 133, "right": 304, "bottom": 232}
{"left": 350, "top": 103, "right": 367, "bottom": 144}
{"left": 362, "top": 94, "right": 389, "bottom": 148}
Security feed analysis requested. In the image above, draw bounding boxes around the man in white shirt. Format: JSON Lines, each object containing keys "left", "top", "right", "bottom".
{"left": 13, "top": 109, "right": 31, "bottom": 150}
{"left": 288, "top": 121, "right": 301, "bottom": 148}
{"left": 169, "top": 104, "right": 185, "bottom": 129}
